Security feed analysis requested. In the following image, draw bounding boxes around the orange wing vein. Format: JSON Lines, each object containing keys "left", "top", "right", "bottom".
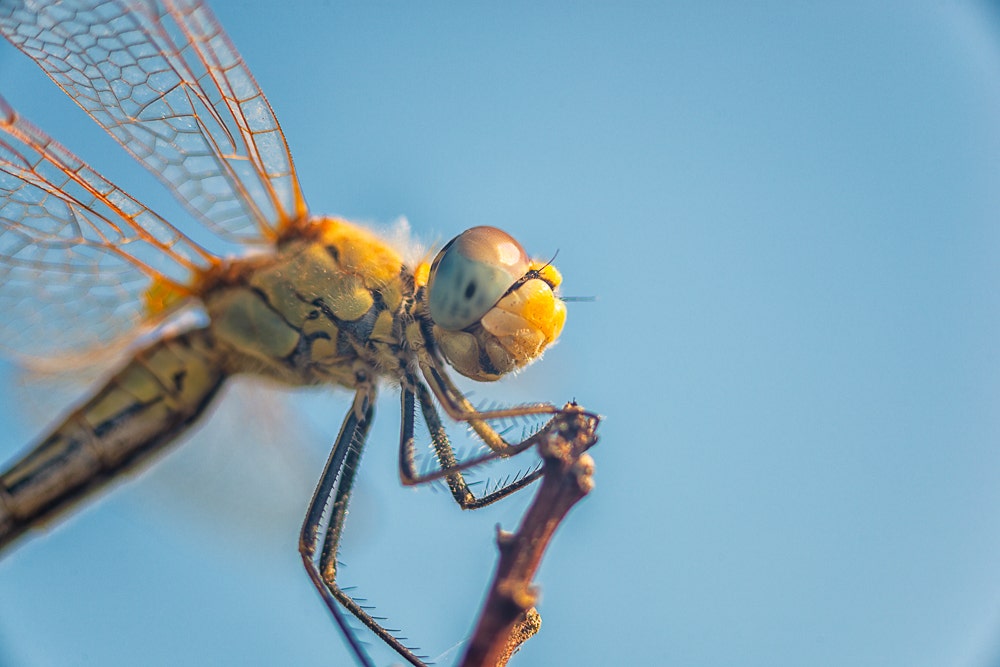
{"left": 0, "top": 0, "right": 308, "bottom": 243}
{"left": 0, "top": 95, "right": 214, "bottom": 358}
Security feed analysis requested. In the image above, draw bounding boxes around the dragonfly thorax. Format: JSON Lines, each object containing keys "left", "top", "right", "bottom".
{"left": 204, "top": 217, "right": 413, "bottom": 389}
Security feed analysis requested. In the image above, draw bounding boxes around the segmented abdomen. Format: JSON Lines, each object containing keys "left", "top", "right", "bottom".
{"left": 0, "top": 328, "right": 226, "bottom": 551}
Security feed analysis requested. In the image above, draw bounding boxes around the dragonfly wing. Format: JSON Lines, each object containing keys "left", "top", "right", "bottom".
{"left": 0, "top": 0, "right": 307, "bottom": 244}
{"left": 0, "top": 96, "right": 211, "bottom": 358}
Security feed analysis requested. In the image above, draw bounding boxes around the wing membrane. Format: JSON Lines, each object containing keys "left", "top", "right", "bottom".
{"left": 0, "top": 95, "right": 212, "bottom": 357}
{"left": 0, "top": 0, "right": 307, "bottom": 243}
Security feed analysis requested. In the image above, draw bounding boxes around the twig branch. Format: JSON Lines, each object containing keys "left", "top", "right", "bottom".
{"left": 459, "top": 404, "right": 600, "bottom": 667}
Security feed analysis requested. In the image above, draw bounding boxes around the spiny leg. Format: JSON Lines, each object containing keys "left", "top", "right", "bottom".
{"left": 300, "top": 385, "right": 430, "bottom": 666}
{"left": 401, "top": 363, "right": 566, "bottom": 483}
{"left": 421, "top": 359, "right": 560, "bottom": 428}
{"left": 398, "top": 376, "right": 543, "bottom": 508}
{"left": 299, "top": 387, "right": 375, "bottom": 666}
{"left": 416, "top": 349, "right": 601, "bottom": 466}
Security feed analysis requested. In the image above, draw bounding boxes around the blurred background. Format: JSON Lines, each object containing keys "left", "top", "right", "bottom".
{"left": 2, "top": 1, "right": 1000, "bottom": 665}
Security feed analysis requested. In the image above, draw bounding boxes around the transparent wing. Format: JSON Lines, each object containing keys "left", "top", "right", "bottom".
{"left": 0, "top": 0, "right": 307, "bottom": 243}
{"left": 0, "top": 95, "right": 214, "bottom": 358}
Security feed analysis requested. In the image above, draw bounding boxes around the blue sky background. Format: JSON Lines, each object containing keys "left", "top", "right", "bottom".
{"left": 2, "top": 1, "right": 1000, "bottom": 665}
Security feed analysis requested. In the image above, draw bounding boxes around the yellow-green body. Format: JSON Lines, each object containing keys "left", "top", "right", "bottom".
{"left": 0, "top": 215, "right": 567, "bottom": 550}
{"left": 0, "top": 217, "right": 416, "bottom": 548}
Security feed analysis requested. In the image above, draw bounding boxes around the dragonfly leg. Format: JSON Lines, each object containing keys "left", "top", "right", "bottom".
{"left": 417, "top": 351, "right": 600, "bottom": 465}
{"left": 398, "top": 379, "right": 543, "bottom": 509}
{"left": 300, "top": 384, "right": 429, "bottom": 667}
{"left": 421, "top": 358, "right": 561, "bottom": 435}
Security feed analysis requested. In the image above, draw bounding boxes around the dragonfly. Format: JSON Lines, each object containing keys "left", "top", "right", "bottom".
{"left": 0, "top": 1, "right": 579, "bottom": 664}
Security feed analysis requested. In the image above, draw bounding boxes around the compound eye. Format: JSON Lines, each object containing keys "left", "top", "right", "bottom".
{"left": 428, "top": 226, "right": 530, "bottom": 331}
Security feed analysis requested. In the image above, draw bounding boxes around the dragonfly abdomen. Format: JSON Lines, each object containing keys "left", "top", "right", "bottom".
{"left": 0, "top": 328, "right": 227, "bottom": 552}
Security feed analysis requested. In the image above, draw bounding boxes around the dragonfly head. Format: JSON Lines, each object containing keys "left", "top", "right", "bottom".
{"left": 426, "top": 226, "right": 566, "bottom": 382}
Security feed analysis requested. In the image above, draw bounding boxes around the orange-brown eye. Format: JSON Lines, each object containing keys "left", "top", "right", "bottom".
{"left": 427, "top": 226, "right": 530, "bottom": 331}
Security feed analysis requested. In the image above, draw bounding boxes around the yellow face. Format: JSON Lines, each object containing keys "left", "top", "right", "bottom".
{"left": 426, "top": 226, "right": 566, "bottom": 381}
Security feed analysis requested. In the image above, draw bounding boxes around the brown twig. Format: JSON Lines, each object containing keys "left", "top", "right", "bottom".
{"left": 459, "top": 404, "right": 600, "bottom": 667}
